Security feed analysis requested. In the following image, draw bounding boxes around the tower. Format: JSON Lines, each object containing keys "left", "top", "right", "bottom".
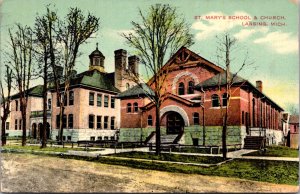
{"left": 89, "top": 43, "right": 105, "bottom": 72}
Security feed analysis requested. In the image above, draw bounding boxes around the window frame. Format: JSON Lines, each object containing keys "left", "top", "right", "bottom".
{"left": 69, "top": 91, "right": 74, "bottom": 106}
{"left": 133, "top": 102, "right": 138, "bottom": 112}
{"left": 97, "top": 115, "right": 102, "bottom": 129}
{"left": 97, "top": 94, "right": 102, "bottom": 107}
{"left": 127, "top": 103, "right": 132, "bottom": 113}
{"left": 104, "top": 95, "right": 109, "bottom": 108}
{"left": 111, "top": 97, "right": 115, "bottom": 108}
{"left": 110, "top": 117, "right": 115, "bottom": 129}
{"left": 15, "top": 119, "right": 18, "bottom": 130}
{"left": 89, "top": 114, "right": 95, "bottom": 129}
{"left": 104, "top": 116, "right": 109, "bottom": 129}
{"left": 188, "top": 81, "right": 194, "bottom": 94}
{"left": 211, "top": 94, "right": 220, "bottom": 107}
{"left": 193, "top": 112, "right": 200, "bottom": 125}
{"left": 89, "top": 92, "right": 95, "bottom": 106}
{"left": 147, "top": 115, "right": 153, "bottom": 126}
{"left": 178, "top": 82, "right": 185, "bottom": 95}
{"left": 68, "top": 114, "right": 73, "bottom": 129}
{"left": 222, "top": 93, "right": 229, "bottom": 107}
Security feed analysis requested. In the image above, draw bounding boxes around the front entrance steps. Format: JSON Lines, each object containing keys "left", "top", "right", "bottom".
{"left": 244, "top": 136, "right": 266, "bottom": 149}
{"left": 146, "top": 134, "right": 181, "bottom": 144}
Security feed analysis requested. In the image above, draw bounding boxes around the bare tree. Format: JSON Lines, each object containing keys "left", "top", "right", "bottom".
{"left": 34, "top": 7, "right": 60, "bottom": 148}
{"left": 285, "top": 103, "right": 299, "bottom": 115}
{"left": 0, "top": 65, "right": 13, "bottom": 146}
{"left": 52, "top": 7, "right": 100, "bottom": 143}
{"left": 122, "top": 4, "right": 194, "bottom": 154}
{"left": 215, "top": 33, "right": 253, "bottom": 159}
{"left": 8, "top": 24, "right": 34, "bottom": 146}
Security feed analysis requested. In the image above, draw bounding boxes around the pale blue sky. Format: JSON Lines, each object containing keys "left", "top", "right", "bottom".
{"left": 0, "top": 0, "right": 299, "bottom": 110}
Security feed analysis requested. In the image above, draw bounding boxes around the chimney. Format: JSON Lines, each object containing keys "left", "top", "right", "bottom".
{"left": 128, "top": 55, "right": 139, "bottom": 74}
{"left": 256, "top": 80, "right": 263, "bottom": 92}
{"left": 114, "top": 49, "right": 127, "bottom": 70}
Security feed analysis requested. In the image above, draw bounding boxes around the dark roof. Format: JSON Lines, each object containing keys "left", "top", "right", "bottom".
{"left": 89, "top": 48, "right": 105, "bottom": 58}
{"left": 195, "top": 72, "right": 245, "bottom": 88}
{"left": 116, "top": 83, "right": 154, "bottom": 99}
{"left": 11, "top": 85, "right": 44, "bottom": 99}
{"left": 194, "top": 72, "right": 284, "bottom": 111}
{"left": 289, "top": 115, "right": 299, "bottom": 124}
{"left": 49, "top": 69, "right": 120, "bottom": 93}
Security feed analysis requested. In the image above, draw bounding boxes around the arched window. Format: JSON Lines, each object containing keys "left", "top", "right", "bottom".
{"left": 178, "top": 82, "right": 185, "bottom": 95}
{"left": 211, "top": 94, "right": 220, "bottom": 107}
{"left": 133, "top": 102, "right": 138, "bottom": 112}
{"left": 193, "top": 112, "right": 199, "bottom": 125}
{"left": 127, "top": 103, "right": 132, "bottom": 113}
{"left": 188, "top": 81, "right": 194, "bottom": 94}
{"left": 147, "top": 115, "right": 153, "bottom": 126}
{"left": 222, "top": 93, "right": 229, "bottom": 106}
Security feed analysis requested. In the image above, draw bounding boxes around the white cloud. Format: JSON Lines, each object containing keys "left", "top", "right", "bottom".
{"left": 191, "top": 11, "right": 252, "bottom": 40}
{"left": 234, "top": 27, "right": 269, "bottom": 41}
{"left": 253, "top": 31, "right": 298, "bottom": 54}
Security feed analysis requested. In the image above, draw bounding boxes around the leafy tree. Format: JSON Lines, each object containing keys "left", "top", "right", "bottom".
{"left": 123, "top": 4, "right": 194, "bottom": 154}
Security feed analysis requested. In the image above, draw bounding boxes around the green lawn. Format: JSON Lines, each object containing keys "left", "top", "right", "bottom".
{"left": 243, "top": 146, "right": 299, "bottom": 158}
{"left": 111, "top": 151, "right": 225, "bottom": 164}
{"left": 59, "top": 154, "right": 299, "bottom": 185}
{"left": 2, "top": 145, "right": 89, "bottom": 153}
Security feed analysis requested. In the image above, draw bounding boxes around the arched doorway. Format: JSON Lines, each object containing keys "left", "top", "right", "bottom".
{"left": 32, "top": 123, "right": 37, "bottom": 139}
{"left": 166, "top": 111, "right": 184, "bottom": 134}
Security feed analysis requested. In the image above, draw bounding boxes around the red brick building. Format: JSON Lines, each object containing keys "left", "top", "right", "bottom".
{"left": 117, "top": 47, "right": 284, "bottom": 147}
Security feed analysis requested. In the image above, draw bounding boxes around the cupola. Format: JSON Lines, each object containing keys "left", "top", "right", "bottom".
{"left": 89, "top": 43, "right": 105, "bottom": 72}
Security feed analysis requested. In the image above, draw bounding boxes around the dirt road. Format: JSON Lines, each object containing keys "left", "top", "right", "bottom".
{"left": 1, "top": 153, "right": 298, "bottom": 193}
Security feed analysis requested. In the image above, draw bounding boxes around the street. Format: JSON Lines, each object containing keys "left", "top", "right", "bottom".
{"left": 1, "top": 153, "right": 298, "bottom": 193}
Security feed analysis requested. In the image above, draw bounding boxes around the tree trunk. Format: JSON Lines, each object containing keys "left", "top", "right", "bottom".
{"left": 222, "top": 109, "right": 228, "bottom": 159}
{"left": 1, "top": 118, "right": 7, "bottom": 146}
{"left": 59, "top": 105, "right": 64, "bottom": 144}
{"left": 41, "top": 74, "right": 47, "bottom": 148}
{"left": 155, "top": 104, "right": 161, "bottom": 155}
{"left": 21, "top": 110, "right": 27, "bottom": 146}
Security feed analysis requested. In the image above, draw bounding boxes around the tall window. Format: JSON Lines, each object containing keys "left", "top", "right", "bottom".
{"left": 89, "top": 92, "right": 94, "bottom": 106}
{"left": 56, "top": 115, "right": 60, "bottom": 128}
{"left": 127, "top": 103, "right": 132, "bottom": 113}
{"left": 69, "top": 91, "right": 74, "bottom": 106}
{"left": 193, "top": 112, "right": 199, "bottom": 125}
{"left": 15, "top": 119, "right": 18, "bottom": 130}
{"left": 211, "top": 94, "right": 220, "bottom": 107}
{"left": 63, "top": 94, "right": 67, "bottom": 106}
{"left": 97, "top": 94, "right": 102, "bottom": 107}
{"left": 5, "top": 122, "right": 9, "bottom": 130}
{"left": 62, "top": 115, "right": 67, "bottom": 129}
{"left": 252, "top": 98, "right": 255, "bottom": 127}
{"left": 15, "top": 100, "right": 18, "bottom": 111}
{"left": 104, "top": 116, "right": 108, "bottom": 129}
{"left": 133, "top": 102, "right": 138, "bottom": 112}
{"left": 147, "top": 115, "right": 153, "bottom": 126}
{"left": 89, "top": 114, "right": 95, "bottom": 129}
{"left": 126, "top": 83, "right": 130, "bottom": 90}
{"left": 104, "top": 95, "right": 109, "bottom": 107}
{"left": 68, "top": 114, "right": 73, "bottom": 128}
{"left": 57, "top": 96, "right": 60, "bottom": 107}
{"left": 110, "top": 117, "right": 115, "bottom": 129}
{"left": 97, "top": 116, "right": 102, "bottom": 129}
{"left": 48, "top": 99, "right": 52, "bottom": 109}
{"left": 178, "top": 82, "right": 185, "bottom": 95}
{"left": 188, "top": 81, "right": 194, "bottom": 94}
{"left": 111, "top": 97, "right": 115, "bottom": 108}
{"left": 19, "top": 119, "right": 22, "bottom": 130}
{"left": 222, "top": 93, "right": 229, "bottom": 106}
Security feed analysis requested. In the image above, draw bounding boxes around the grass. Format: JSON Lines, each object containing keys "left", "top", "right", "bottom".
{"left": 171, "top": 147, "right": 240, "bottom": 154}
{"left": 2, "top": 145, "right": 90, "bottom": 153}
{"left": 57, "top": 154, "right": 299, "bottom": 186}
{"left": 243, "top": 146, "right": 299, "bottom": 158}
{"left": 110, "top": 151, "right": 225, "bottom": 164}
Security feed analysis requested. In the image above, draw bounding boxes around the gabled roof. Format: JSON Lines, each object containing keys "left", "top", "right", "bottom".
{"left": 194, "top": 72, "right": 284, "bottom": 111}
{"left": 116, "top": 83, "right": 154, "bottom": 99}
{"left": 11, "top": 85, "right": 44, "bottom": 100}
{"left": 50, "top": 69, "right": 120, "bottom": 93}
{"left": 289, "top": 115, "right": 299, "bottom": 124}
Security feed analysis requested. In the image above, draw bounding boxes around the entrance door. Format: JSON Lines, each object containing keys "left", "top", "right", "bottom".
{"left": 167, "top": 112, "right": 184, "bottom": 134}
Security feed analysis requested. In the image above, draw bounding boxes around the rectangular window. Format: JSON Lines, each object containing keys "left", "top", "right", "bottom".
{"left": 97, "top": 116, "right": 102, "bottom": 129}
{"left": 110, "top": 117, "right": 115, "bottom": 129}
{"left": 89, "top": 115, "right": 95, "bottom": 129}
{"left": 97, "top": 94, "right": 102, "bottom": 107}
{"left": 15, "top": 120, "right": 18, "bottom": 130}
{"left": 90, "top": 136, "right": 95, "bottom": 141}
{"left": 104, "top": 95, "right": 109, "bottom": 107}
{"left": 111, "top": 97, "right": 115, "bottom": 108}
{"left": 62, "top": 115, "right": 67, "bottom": 129}
{"left": 69, "top": 91, "right": 74, "bottom": 106}
{"left": 104, "top": 116, "right": 108, "bottom": 129}
{"left": 97, "top": 136, "right": 102, "bottom": 140}
{"left": 63, "top": 136, "right": 66, "bottom": 141}
{"left": 242, "top": 111, "right": 245, "bottom": 124}
{"left": 19, "top": 119, "right": 22, "bottom": 130}
{"left": 64, "top": 94, "right": 67, "bottom": 106}
{"left": 5, "top": 122, "right": 9, "bottom": 130}
{"left": 57, "top": 96, "right": 60, "bottom": 107}
{"left": 104, "top": 136, "right": 109, "bottom": 140}
{"left": 110, "top": 136, "right": 115, "bottom": 140}
{"left": 67, "top": 136, "right": 72, "bottom": 141}
{"left": 68, "top": 114, "right": 73, "bottom": 128}
{"left": 48, "top": 99, "right": 52, "bottom": 110}
{"left": 56, "top": 115, "right": 60, "bottom": 128}
{"left": 15, "top": 100, "right": 18, "bottom": 111}
{"left": 89, "top": 92, "right": 94, "bottom": 106}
